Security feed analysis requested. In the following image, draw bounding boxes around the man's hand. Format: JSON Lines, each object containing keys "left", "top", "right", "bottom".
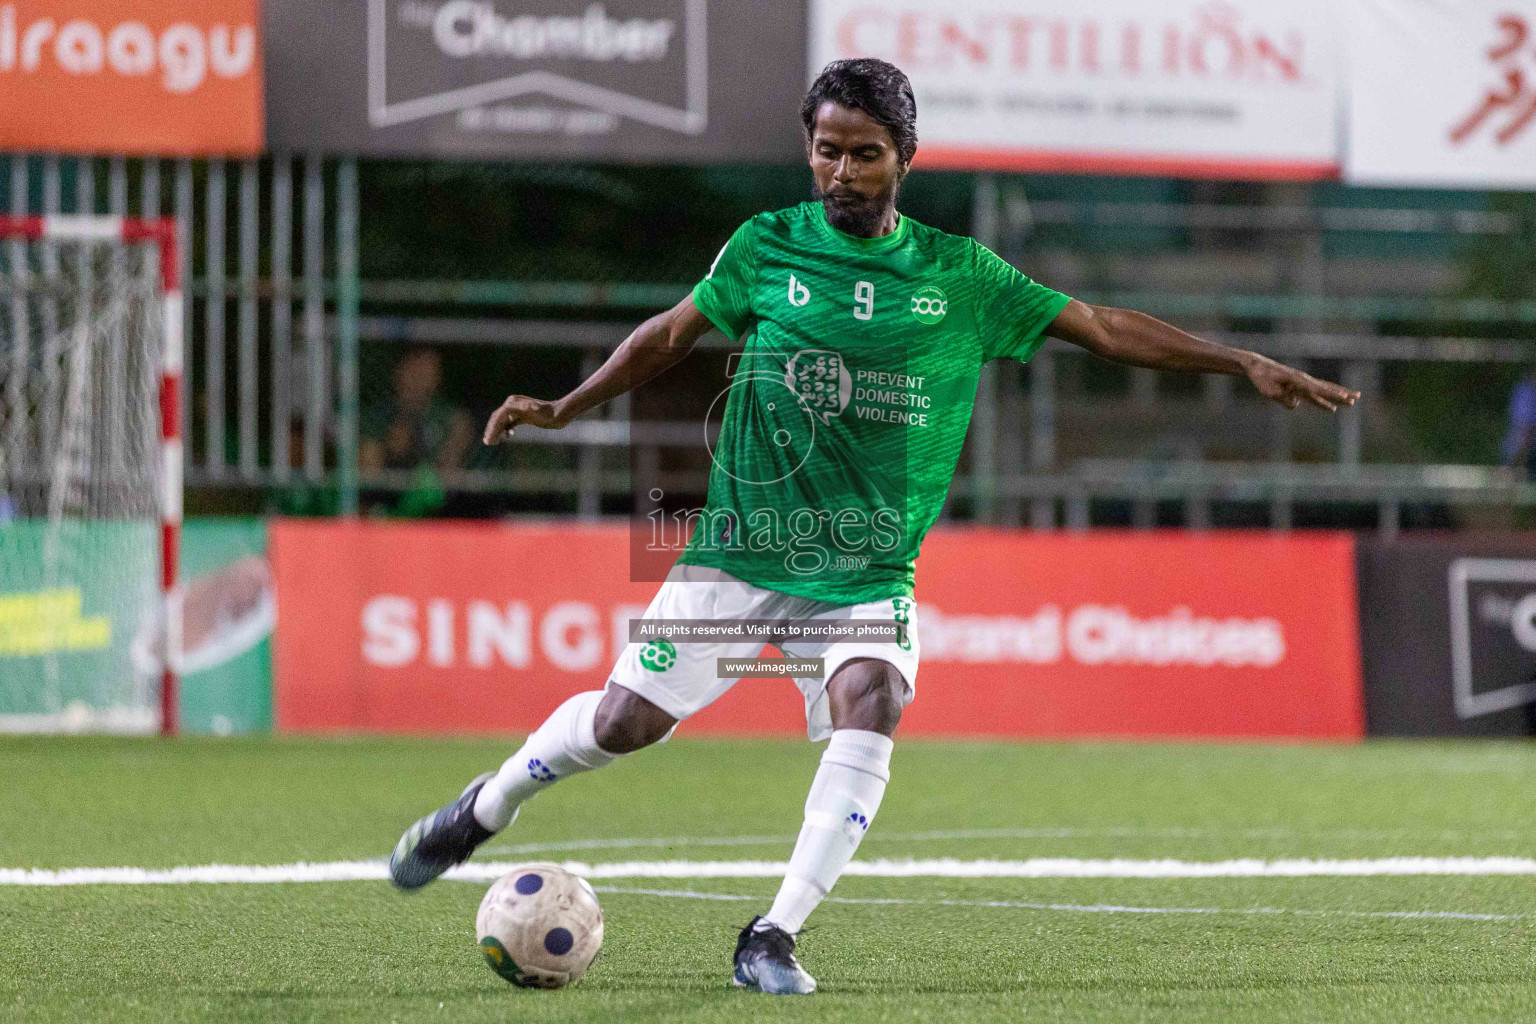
{"left": 1242, "top": 353, "right": 1360, "bottom": 412}
{"left": 482, "top": 395, "right": 566, "bottom": 445}
{"left": 482, "top": 297, "right": 715, "bottom": 447}
{"left": 1048, "top": 302, "right": 1363, "bottom": 413}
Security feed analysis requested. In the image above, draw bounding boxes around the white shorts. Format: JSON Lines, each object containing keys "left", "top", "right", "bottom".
{"left": 609, "top": 563, "right": 920, "bottom": 741}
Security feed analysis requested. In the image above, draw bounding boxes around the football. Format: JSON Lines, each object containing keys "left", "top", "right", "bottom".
{"left": 475, "top": 863, "right": 604, "bottom": 989}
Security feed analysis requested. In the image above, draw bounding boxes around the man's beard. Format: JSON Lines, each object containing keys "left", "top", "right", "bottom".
{"left": 814, "top": 176, "right": 902, "bottom": 237}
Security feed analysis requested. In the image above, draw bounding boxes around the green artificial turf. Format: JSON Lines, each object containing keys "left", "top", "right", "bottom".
{"left": 3, "top": 736, "right": 1536, "bottom": 1022}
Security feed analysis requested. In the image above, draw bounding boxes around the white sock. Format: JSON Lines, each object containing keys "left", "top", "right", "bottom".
{"left": 473, "top": 690, "right": 617, "bottom": 831}
{"left": 762, "top": 729, "right": 893, "bottom": 936}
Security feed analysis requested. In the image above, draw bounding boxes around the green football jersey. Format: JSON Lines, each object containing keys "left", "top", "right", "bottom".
{"left": 682, "top": 200, "right": 1071, "bottom": 605}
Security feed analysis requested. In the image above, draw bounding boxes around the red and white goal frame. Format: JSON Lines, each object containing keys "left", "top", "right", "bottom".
{"left": 0, "top": 213, "right": 182, "bottom": 735}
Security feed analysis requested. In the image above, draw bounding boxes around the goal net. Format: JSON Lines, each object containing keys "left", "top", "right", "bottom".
{"left": 0, "top": 215, "right": 181, "bottom": 734}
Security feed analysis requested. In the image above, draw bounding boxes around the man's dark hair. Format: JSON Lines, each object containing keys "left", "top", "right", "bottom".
{"left": 801, "top": 58, "right": 918, "bottom": 165}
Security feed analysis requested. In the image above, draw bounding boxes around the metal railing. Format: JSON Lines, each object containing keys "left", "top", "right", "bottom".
{"left": 0, "top": 153, "right": 361, "bottom": 508}
{"left": 1022, "top": 200, "right": 1522, "bottom": 236}
{"left": 5, "top": 155, "right": 1531, "bottom": 534}
{"left": 326, "top": 314, "right": 1536, "bottom": 535}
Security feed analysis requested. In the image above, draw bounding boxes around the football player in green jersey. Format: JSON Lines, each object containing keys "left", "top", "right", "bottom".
{"left": 391, "top": 58, "right": 1360, "bottom": 994}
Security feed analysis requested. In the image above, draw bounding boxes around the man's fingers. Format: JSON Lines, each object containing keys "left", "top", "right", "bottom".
{"left": 1309, "top": 379, "right": 1359, "bottom": 411}
{"left": 1279, "top": 371, "right": 1361, "bottom": 413}
{"left": 1295, "top": 378, "right": 1332, "bottom": 411}
{"left": 483, "top": 406, "right": 515, "bottom": 445}
{"left": 1310, "top": 374, "right": 1360, "bottom": 405}
{"left": 1322, "top": 382, "right": 1357, "bottom": 404}
{"left": 1259, "top": 364, "right": 1360, "bottom": 412}
{"left": 483, "top": 396, "right": 560, "bottom": 443}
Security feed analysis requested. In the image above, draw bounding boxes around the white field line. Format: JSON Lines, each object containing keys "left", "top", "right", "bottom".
{"left": 480, "top": 825, "right": 1535, "bottom": 856}
{"left": 8, "top": 856, "right": 1536, "bottom": 887}
{"left": 589, "top": 886, "right": 1529, "bottom": 923}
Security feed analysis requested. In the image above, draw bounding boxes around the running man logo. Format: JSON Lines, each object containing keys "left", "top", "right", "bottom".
{"left": 910, "top": 285, "right": 948, "bottom": 324}
{"left": 1448, "top": 13, "right": 1536, "bottom": 148}
{"left": 638, "top": 638, "right": 677, "bottom": 672}
{"left": 787, "top": 273, "right": 811, "bottom": 308}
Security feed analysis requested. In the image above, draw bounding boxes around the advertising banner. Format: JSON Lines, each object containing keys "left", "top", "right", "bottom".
{"left": 1347, "top": 1, "right": 1536, "bottom": 189}
{"left": 904, "top": 529, "right": 1361, "bottom": 738}
{"left": 1359, "top": 536, "right": 1536, "bottom": 736}
{"left": 0, "top": 0, "right": 262, "bottom": 156}
{"left": 0, "top": 520, "right": 156, "bottom": 729}
{"left": 263, "top": 0, "right": 806, "bottom": 163}
{"left": 809, "top": 0, "right": 1341, "bottom": 179}
{"left": 1345, "top": 0, "right": 1536, "bottom": 190}
{"left": 272, "top": 520, "right": 1362, "bottom": 739}
{"left": 173, "top": 518, "right": 274, "bottom": 735}
{"left": 0, "top": 516, "right": 271, "bottom": 733}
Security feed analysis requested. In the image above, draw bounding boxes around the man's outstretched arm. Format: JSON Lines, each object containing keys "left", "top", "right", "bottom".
{"left": 483, "top": 295, "right": 716, "bottom": 444}
{"left": 1046, "top": 299, "right": 1360, "bottom": 412}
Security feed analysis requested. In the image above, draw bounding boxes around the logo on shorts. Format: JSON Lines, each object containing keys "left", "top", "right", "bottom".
{"left": 638, "top": 638, "right": 677, "bottom": 672}
{"left": 910, "top": 285, "right": 947, "bottom": 325}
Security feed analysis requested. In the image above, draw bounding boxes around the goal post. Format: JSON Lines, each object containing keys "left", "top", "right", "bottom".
{"left": 0, "top": 214, "right": 181, "bottom": 735}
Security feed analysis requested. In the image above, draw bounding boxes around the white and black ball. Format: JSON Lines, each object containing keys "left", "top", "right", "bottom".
{"left": 476, "top": 863, "right": 604, "bottom": 989}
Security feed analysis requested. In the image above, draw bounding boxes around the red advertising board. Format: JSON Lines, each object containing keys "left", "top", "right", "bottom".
{"left": 271, "top": 520, "right": 1363, "bottom": 739}
{"left": 905, "top": 529, "right": 1362, "bottom": 738}
{"left": 0, "top": 0, "right": 262, "bottom": 156}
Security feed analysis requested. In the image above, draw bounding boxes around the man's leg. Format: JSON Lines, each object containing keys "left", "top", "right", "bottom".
{"left": 734, "top": 657, "right": 903, "bottom": 994}
{"left": 389, "top": 685, "right": 675, "bottom": 889}
{"left": 765, "top": 657, "right": 900, "bottom": 930}
{"left": 473, "top": 685, "right": 677, "bottom": 829}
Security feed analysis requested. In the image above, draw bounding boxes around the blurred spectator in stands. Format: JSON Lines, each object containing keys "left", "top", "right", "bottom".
{"left": 360, "top": 347, "right": 474, "bottom": 516}
{"left": 1502, "top": 372, "right": 1536, "bottom": 476}
{"left": 265, "top": 408, "right": 339, "bottom": 518}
